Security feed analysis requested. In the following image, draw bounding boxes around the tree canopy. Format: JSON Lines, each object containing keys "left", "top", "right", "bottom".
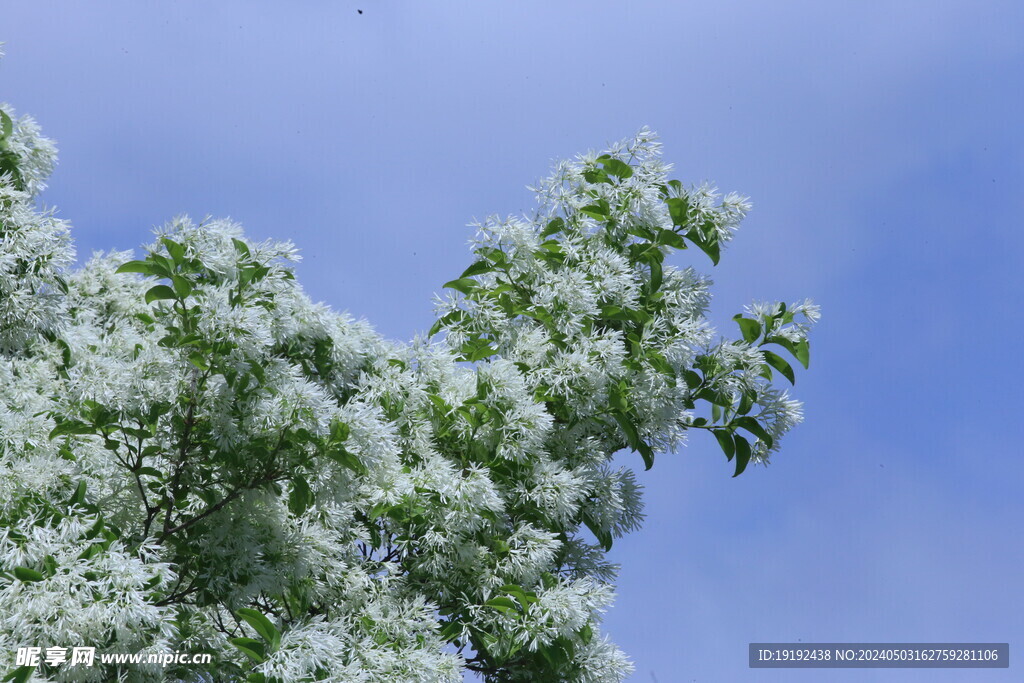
{"left": 0, "top": 97, "right": 816, "bottom": 682}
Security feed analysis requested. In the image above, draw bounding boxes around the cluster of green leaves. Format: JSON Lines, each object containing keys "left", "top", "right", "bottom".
{"left": 710, "top": 303, "right": 812, "bottom": 474}
{"left": 445, "top": 574, "right": 596, "bottom": 679}
{"left": 439, "top": 156, "right": 809, "bottom": 483}
{"left": 40, "top": 238, "right": 363, "bottom": 624}
{"left": 732, "top": 304, "right": 810, "bottom": 382}
{"left": 329, "top": 363, "right": 600, "bottom": 679}
{"left": 1, "top": 237, "right": 349, "bottom": 681}
{"left": 228, "top": 608, "right": 283, "bottom": 683}
{"left": 0, "top": 481, "right": 119, "bottom": 583}
{"left": 419, "top": 154, "right": 813, "bottom": 679}
{"left": 662, "top": 180, "right": 723, "bottom": 265}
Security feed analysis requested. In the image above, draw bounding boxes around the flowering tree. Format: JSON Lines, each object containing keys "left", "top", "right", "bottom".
{"left": 0, "top": 94, "right": 816, "bottom": 682}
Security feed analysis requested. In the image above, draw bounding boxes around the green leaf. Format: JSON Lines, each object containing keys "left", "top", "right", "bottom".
{"left": 579, "top": 200, "right": 610, "bottom": 219}
{"left": 733, "top": 315, "right": 761, "bottom": 344}
{"left": 582, "top": 168, "right": 611, "bottom": 185}
{"left": 460, "top": 338, "right": 498, "bottom": 362}
{"left": 599, "top": 305, "right": 628, "bottom": 322}
{"left": 608, "top": 382, "right": 629, "bottom": 413}
{"left": 228, "top": 637, "right": 265, "bottom": 663}
{"left": 684, "top": 227, "right": 721, "bottom": 265}
{"left": 144, "top": 285, "right": 178, "bottom": 304}
{"left": 539, "top": 637, "right": 575, "bottom": 668}
{"left": 147, "top": 253, "right": 174, "bottom": 278}
{"left": 442, "top": 278, "right": 478, "bottom": 295}
{"left": 733, "top": 434, "right": 752, "bottom": 477}
{"left": 330, "top": 420, "right": 350, "bottom": 443}
{"left": 627, "top": 225, "right": 655, "bottom": 241}
{"left": 733, "top": 416, "right": 773, "bottom": 449}
{"left": 696, "top": 387, "right": 734, "bottom": 408}
{"left": 40, "top": 555, "right": 57, "bottom": 578}
{"left": 2, "top": 666, "right": 34, "bottom": 683}
{"left": 176, "top": 334, "right": 204, "bottom": 349}
{"left": 427, "top": 394, "right": 452, "bottom": 414}
{"left": 794, "top": 339, "right": 810, "bottom": 369}
{"left": 599, "top": 157, "right": 633, "bottom": 180}
{"left": 713, "top": 429, "right": 735, "bottom": 461}
{"left": 682, "top": 370, "right": 702, "bottom": 389}
{"left": 14, "top": 567, "right": 44, "bottom": 582}
{"left": 460, "top": 260, "right": 493, "bottom": 278}
{"left": 637, "top": 440, "right": 655, "bottom": 470}
{"left": 70, "top": 480, "right": 87, "bottom": 507}
{"left": 657, "top": 228, "right": 687, "bottom": 249}
{"left": 438, "top": 619, "right": 463, "bottom": 641}
{"left": 583, "top": 513, "right": 613, "bottom": 552}
{"left": 764, "top": 335, "right": 810, "bottom": 369}
{"left": 249, "top": 361, "right": 265, "bottom": 385}
{"left": 115, "top": 260, "right": 156, "bottom": 276}
{"left": 232, "top": 238, "right": 251, "bottom": 257}
{"left": 737, "top": 389, "right": 755, "bottom": 415}
{"left": 606, "top": 405, "right": 655, "bottom": 471}
{"left": 476, "top": 246, "right": 508, "bottom": 266}
{"left": 161, "top": 237, "right": 185, "bottom": 264}
{"left": 646, "top": 350, "right": 675, "bottom": 378}
{"left": 485, "top": 596, "right": 519, "bottom": 613}
{"left": 170, "top": 275, "right": 192, "bottom": 299}
{"left": 0, "top": 110, "right": 13, "bottom": 139}
{"left": 84, "top": 515, "right": 106, "bottom": 540}
{"left": 540, "top": 217, "right": 565, "bottom": 238}
{"left": 428, "top": 309, "right": 467, "bottom": 337}
{"left": 611, "top": 410, "right": 640, "bottom": 451}
{"left": 499, "top": 584, "right": 538, "bottom": 611}
{"left": 327, "top": 447, "right": 367, "bottom": 475}
{"left": 538, "top": 240, "right": 563, "bottom": 255}
{"left": 762, "top": 350, "right": 795, "bottom": 384}
{"left": 236, "top": 608, "right": 281, "bottom": 650}
{"left": 48, "top": 420, "right": 95, "bottom": 440}
{"left": 52, "top": 338, "right": 73, "bottom": 371}
{"left": 649, "top": 258, "right": 663, "bottom": 293}
{"left": 666, "top": 196, "right": 690, "bottom": 226}
{"left": 288, "top": 476, "right": 312, "bottom": 516}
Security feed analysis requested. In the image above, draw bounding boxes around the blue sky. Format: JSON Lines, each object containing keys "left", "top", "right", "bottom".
{"left": 4, "top": 2, "right": 1022, "bottom": 680}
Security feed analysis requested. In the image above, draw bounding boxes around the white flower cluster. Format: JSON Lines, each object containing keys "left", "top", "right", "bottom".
{"left": 0, "top": 106, "right": 72, "bottom": 354}
{"left": 0, "top": 96, "right": 815, "bottom": 682}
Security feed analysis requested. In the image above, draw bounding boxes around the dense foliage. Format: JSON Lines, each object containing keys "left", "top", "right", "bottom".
{"left": 0, "top": 96, "right": 816, "bottom": 682}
